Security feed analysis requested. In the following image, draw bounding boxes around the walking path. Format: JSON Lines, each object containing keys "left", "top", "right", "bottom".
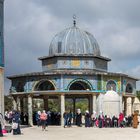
{"left": 1, "top": 125, "right": 140, "bottom": 140}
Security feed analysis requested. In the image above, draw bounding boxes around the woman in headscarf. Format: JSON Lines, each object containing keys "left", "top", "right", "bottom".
{"left": 12, "top": 111, "right": 21, "bottom": 135}
{"left": 85, "top": 110, "right": 90, "bottom": 127}
{"left": 75, "top": 109, "right": 82, "bottom": 127}
{"left": 132, "top": 111, "right": 139, "bottom": 129}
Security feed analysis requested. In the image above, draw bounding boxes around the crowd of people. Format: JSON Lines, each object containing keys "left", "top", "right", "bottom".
{"left": 0, "top": 109, "right": 139, "bottom": 137}
{"left": 34, "top": 111, "right": 61, "bottom": 126}
{"left": 63, "top": 109, "right": 139, "bottom": 129}
{"left": 0, "top": 110, "right": 21, "bottom": 137}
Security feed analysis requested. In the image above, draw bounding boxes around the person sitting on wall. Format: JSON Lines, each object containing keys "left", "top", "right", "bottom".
{"left": 127, "top": 115, "right": 133, "bottom": 127}
{"left": 112, "top": 115, "right": 118, "bottom": 127}
{"left": 118, "top": 113, "right": 124, "bottom": 128}
{"left": 91, "top": 112, "right": 97, "bottom": 127}
{"left": 132, "top": 111, "right": 139, "bottom": 129}
{"left": 105, "top": 116, "right": 112, "bottom": 127}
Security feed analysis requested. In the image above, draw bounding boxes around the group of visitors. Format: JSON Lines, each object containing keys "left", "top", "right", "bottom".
{"left": 0, "top": 109, "right": 139, "bottom": 137}
{"left": 0, "top": 110, "right": 21, "bottom": 137}
{"left": 34, "top": 111, "right": 61, "bottom": 126}
{"left": 63, "top": 109, "right": 139, "bottom": 129}
{"left": 5, "top": 110, "right": 28, "bottom": 125}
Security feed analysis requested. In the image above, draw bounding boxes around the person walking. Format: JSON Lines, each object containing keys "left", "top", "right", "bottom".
{"left": 36, "top": 111, "right": 41, "bottom": 127}
{"left": 40, "top": 110, "right": 48, "bottom": 131}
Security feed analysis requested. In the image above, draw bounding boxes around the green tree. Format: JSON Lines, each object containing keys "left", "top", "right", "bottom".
{"left": 4, "top": 95, "right": 13, "bottom": 111}
{"left": 136, "top": 91, "right": 140, "bottom": 101}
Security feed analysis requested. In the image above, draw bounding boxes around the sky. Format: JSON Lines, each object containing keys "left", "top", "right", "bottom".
{"left": 4, "top": 0, "right": 140, "bottom": 94}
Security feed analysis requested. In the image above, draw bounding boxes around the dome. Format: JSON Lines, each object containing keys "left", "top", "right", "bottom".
{"left": 49, "top": 26, "right": 101, "bottom": 56}
{"left": 104, "top": 90, "right": 120, "bottom": 102}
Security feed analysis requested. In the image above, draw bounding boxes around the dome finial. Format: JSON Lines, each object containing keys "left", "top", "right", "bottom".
{"left": 73, "top": 14, "right": 76, "bottom": 26}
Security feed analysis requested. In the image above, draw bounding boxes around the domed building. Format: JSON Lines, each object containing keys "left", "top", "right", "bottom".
{"left": 8, "top": 20, "right": 139, "bottom": 126}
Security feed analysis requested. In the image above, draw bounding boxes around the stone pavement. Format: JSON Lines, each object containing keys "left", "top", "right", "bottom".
{"left": 1, "top": 125, "right": 140, "bottom": 140}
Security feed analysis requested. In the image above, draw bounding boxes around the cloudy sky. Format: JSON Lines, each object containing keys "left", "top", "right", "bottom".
{"left": 4, "top": 0, "right": 140, "bottom": 94}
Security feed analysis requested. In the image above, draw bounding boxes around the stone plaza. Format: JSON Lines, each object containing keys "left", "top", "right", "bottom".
{"left": 2, "top": 125, "right": 140, "bottom": 140}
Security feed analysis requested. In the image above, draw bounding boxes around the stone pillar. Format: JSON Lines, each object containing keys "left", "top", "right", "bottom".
{"left": 73, "top": 97, "right": 76, "bottom": 124}
{"left": 44, "top": 96, "right": 48, "bottom": 111}
{"left": 12, "top": 97, "right": 17, "bottom": 110}
{"left": 17, "top": 97, "right": 21, "bottom": 112}
{"left": 132, "top": 98, "right": 135, "bottom": 114}
{"left": 60, "top": 94, "right": 65, "bottom": 126}
{"left": 119, "top": 94, "right": 123, "bottom": 113}
{"left": 28, "top": 95, "right": 33, "bottom": 126}
{"left": 92, "top": 94, "right": 97, "bottom": 113}
{"left": 0, "top": 68, "right": 4, "bottom": 115}
{"left": 126, "top": 97, "right": 132, "bottom": 116}
{"left": 20, "top": 97, "right": 24, "bottom": 113}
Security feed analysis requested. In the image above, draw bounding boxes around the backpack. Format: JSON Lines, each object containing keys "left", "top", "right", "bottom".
{"left": 40, "top": 113, "right": 47, "bottom": 120}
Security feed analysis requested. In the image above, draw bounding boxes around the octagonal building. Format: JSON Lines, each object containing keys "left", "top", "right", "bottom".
{"left": 8, "top": 21, "right": 139, "bottom": 126}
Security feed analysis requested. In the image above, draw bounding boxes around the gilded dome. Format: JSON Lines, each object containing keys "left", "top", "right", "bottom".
{"left": 49, "top": 26, "right": 101, "bottom": 56}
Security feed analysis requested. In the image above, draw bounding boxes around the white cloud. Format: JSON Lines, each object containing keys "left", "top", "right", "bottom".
{"left": 4, "top": 0, "right": 140, "bottom": 93}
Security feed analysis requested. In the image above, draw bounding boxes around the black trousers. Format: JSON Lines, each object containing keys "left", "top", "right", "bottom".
{"left": 0, "top": 123, "right": 3, "bottom": 137}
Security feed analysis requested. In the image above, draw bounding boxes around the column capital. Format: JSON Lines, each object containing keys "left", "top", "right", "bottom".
{"left": 28, "top": 93, "right": 34, "bottom": 98}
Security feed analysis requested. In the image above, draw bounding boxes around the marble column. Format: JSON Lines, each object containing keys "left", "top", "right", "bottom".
{"left": 44, "top": 96, "right": 48, "bottom": 111}
{"left": 131, "top": 98, "right": 135, "bottom": 114}
{"left": 73, "top": 97, "right": 76, "bottom": 114}
{"left": 119, "top": 94, "right": 123, "bottom": 113}
{"left": 60, "top": 94, "right": 65, "bottom": 126}
{"left": 126, "top": 97, "right": 132, "bottom": 116}
{"left": 73, "top": 97, "right": 76, "bottom": 124}
{"left": 17, "top": 97, "right": 21, "bottom": 112}
{"left": 28, "top": 95, "right": 33, "bottom": 126}
{"left": 92, "top": 95, "right": 97, "bottom": 113}
{"left": 0, "top": 68, "right": 4, "bottom": 115}
{"left": 12, "top": 97, "right": 17, "bottom": 110}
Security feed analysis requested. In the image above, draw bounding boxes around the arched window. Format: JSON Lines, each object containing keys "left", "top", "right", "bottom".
{"left": 106, "top": 80, "right": 116, "bottom": 91}
{"left": 126, "top": 83, "right": 133, "bottom": 93}
{"left": 68, "top": 80, "right": 92, "bottom": 90}
{"left": 34, "top": 80, "right": 55, "bottom": 91}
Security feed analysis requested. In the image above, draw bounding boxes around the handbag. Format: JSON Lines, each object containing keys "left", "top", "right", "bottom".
{"left": 2, "top": 129, "right": 7, "bottom": 134}
{"left": 12, "top": 122, "right": 18, "bottom": 129}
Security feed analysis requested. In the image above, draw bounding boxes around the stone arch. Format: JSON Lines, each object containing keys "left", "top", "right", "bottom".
{"left": 33, "top": 80, "right": 56, "bottom": 91}
{"left": 67, "top": 78, "right": 93, "bottom": 90}
{"left": 16, "top": 82, "right": 24, "bottom": 92}
{"left": 106, "top": 80, "right": 117, "bottom": 91}
{"left": 125, "top": 83, "right": 133, "bottom": 93}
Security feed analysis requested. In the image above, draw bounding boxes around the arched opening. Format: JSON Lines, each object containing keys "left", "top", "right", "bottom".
{"left": 16, "top": 82, "right": 24, "bottom": 92}
{"left": 106, "top": 80, "right": 117, "bottom": 91}
{"left": 68, "top": 80, "right": 92, "bottom": 90}
{"left": 126, "top": 83, "right": 133, "bottom": 93}
{"left": 34, "top": 80, "right": 55, "bottom": 91}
